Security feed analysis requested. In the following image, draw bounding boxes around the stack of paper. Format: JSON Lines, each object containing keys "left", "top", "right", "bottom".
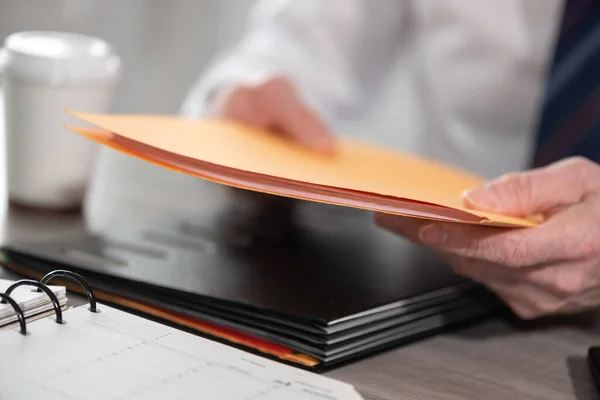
{"left": 0, "top": 279, "right": 67, "bottom": 328}
{"left": 65, "top": 110, "right": 541, "bottom": 228}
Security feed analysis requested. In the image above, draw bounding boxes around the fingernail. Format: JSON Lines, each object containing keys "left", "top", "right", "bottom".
{"left": 419, "top": 224, "right": 447, "bottom": 245}
{"left": 462, "top": 185, "right": 498, "bottom": 211}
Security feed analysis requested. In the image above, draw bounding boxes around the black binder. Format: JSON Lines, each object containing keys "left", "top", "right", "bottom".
{"left": 0, "top": 202, "right": 503, "bottom": 370}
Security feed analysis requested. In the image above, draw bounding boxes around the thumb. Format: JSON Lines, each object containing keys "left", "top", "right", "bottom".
{"left": 462, "top": 157, "right": 600, "bottom": 217}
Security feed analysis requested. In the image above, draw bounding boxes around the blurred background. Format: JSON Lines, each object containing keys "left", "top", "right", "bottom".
{"left": 0, "top": 0, "right": 420, "bottom": 227}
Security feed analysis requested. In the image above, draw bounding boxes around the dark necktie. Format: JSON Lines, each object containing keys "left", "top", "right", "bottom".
{"left": 532, "top": 0, "right": 600, "bottom": 167}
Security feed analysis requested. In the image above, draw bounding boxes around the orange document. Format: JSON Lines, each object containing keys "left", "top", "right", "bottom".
{"left": 66, "top": 110, "right": 540, "bottom": 228}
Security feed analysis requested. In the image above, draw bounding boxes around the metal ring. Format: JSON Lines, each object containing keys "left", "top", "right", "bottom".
{"left": 39, "top": 270, "right": 98, "bottom": 313}
{"left": 0, "top": 293, "right": 27, "bottom": 335}
{"left": 1, "top": 280, "right": 63, "bottom": 324}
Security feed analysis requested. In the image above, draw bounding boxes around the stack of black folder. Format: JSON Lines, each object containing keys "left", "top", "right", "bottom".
{"left": 0, "top": 201, "right": 501, "bottom": 370}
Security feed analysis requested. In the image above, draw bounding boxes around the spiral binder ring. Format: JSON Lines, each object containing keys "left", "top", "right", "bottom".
{"left": 0, "top": 293, "right": 27, "bottom": 335}
{"left": 39, "top": 270, "right": 98, "bottom": 313}
{"left": 1, "top": 279, "right": 64, "bottom": 324}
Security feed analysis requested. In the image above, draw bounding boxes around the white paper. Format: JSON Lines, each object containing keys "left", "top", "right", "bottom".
{"left": 0, "top": 279, "right": 67, "bottom": 325}
{"left": 0, "top": 304, "right": 363, "bottom": 400}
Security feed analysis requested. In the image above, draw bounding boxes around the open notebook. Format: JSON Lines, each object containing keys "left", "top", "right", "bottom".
{"left": 64, "top": 110, "right": 541, "bottom": 228}
{"left": 0, "top": 273, "right": 363, "bottom": 399}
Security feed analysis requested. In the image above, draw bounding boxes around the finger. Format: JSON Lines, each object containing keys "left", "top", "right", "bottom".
{"left": 558, "top": 286, "right": 600, "bottom": 314}
{"left": 259, "top": 77, "right": 336, "bottom": 154}
{"left": 374, "top": 213, "right": 425, "bottom": 243}
{"left": 443, "top": 253, "right": 501, "bottom": 284}
{"left": 520, "top": 259, "right": 598, "bottom": 299}
{"left": 449, "top": 257, "right": 563, "bottom": 319}
{"left": 489, "top": 282, "right": 560, "bottom": 320}
{"left": 455, "top": 254, "right": 600, "bottom": 313}
{"left": 375, "top": 213, "right": 548, "bottom": 267}
{"left": 462, "top": 157, "right": 600, "bottom": 217}
{"left": 374, "top": 212, "right": 586, "bottom": 267}
{"left": 445, "top": 256, "right": 541, "bottom": 319}
{"left": 419, "top": 202, "right": 600, "bottom": 267}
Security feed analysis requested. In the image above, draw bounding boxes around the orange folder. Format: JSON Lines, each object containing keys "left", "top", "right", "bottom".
{"left": 65, "top": 110, "right": 540, "bottom": 228}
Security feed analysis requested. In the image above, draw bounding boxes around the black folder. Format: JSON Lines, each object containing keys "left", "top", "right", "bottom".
{"left": 0, "top": 201, "right": 502, "bottom": 370}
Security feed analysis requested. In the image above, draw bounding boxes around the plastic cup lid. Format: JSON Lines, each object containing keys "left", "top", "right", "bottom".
{"left": 1, "top": 31, "right": 121, "bottom": 87}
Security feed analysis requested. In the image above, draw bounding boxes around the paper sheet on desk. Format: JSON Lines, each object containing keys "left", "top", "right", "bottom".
{"left": 0, "top": 305, "right": 363, "bottom": 399}
{"left": 64, "top": 110, "right": 541, "bottom": 228}
{"left": 0, "top": 279, "right": 66, "bottom": 326}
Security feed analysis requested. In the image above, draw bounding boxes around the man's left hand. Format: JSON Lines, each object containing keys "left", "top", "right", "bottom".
{"left": 375, "top": 157, "right": 600, "bottom": 319}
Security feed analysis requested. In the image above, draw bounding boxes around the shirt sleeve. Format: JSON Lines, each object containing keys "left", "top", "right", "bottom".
{"left": 180, "top": 0, "right": 410, "bottom": 126}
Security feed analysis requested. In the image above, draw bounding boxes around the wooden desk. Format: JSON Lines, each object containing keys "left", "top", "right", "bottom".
{"left": 1, "top": 205, "right": 599, "bottom": 400}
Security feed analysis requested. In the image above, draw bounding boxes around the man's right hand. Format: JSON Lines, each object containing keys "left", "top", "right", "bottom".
{"left": 205, "top": 76, "right": 336, "bottom": 237}
{"left": 206, "top": 76, "right": 336, "bottom": 153}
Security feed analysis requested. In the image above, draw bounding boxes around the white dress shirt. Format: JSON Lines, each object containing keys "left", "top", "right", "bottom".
{"left": 83, "top": 0, "right": 566, "bottom": 228}
{"left": 181, "top": 0, "right": 564, "bottom": 179}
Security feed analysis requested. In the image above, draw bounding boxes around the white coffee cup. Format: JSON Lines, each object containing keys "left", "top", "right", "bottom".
{"left": 0, "top": 31, "right": 121, "bottom": 210}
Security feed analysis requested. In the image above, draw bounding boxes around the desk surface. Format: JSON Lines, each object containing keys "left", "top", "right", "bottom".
{"left": 1, "top": 205, "right": 599, "bottom": 400}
